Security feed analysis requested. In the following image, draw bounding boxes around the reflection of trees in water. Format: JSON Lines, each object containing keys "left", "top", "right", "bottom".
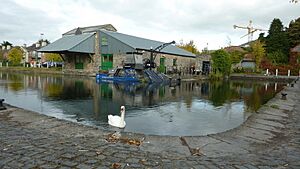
{"left": 208, "top": 80, "right": 240, "bottom": 107}
{"left": 206, "top": 80, "right": 282, "bottom": 110}
{"left": 7, "top": 74, "right": 24, "bottom": 91}
{"left": 242, "top": 82, "right": 284, "bottom": 112}
{"left": 59, "top": 80, "right": 92, "bottom": 100}
{"left": 228, "top": 81, "right": 285, "bottom": 112}
{"left": 42, "top": 78, "right": 92, "bottom": 100}
{"left": 43, "top": 84, "right": 63, "bottom": 98}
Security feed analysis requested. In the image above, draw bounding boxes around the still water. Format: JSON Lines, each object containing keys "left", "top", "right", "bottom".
{"left": 0, "top": 72, "right": 285, "bottom": 136}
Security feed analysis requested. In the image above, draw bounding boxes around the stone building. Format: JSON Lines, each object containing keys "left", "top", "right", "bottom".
{"left": 39, "top": 24, "right": 196, "bottom": 75}
{"left": 0, "top": 43, "right": 12, "bottom": 61}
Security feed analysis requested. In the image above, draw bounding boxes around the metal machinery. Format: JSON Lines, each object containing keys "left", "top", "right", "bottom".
{"left": 147, "top": 41, "right": 176, "bottom": 70}
{"left": 234, "top": 20, "right": 267, "bottom": 42}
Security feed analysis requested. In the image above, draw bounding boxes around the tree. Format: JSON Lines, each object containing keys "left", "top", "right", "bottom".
{"left": 44, "top": 53, "right": 63, "bottom": 62}
{"left": 211, "top": 49, "right": 232, "bottom": 76}
{"left": 1, "top": 41, "right": 12, "bottom": 46}
{"left": 258, "top": 33, "right": 266, "bottom": 43}
{"left": 7, "top": 47, "right": 23, "bottom": 66}
{"left": 265, "top": 18, "right": 289, "bottom": 64}
{"left": 251, "top": 40, "right": 266, "bottom": 71}
{"left": 177, "top": 40, "right": 201, "bottom": 55}
{"left": 229, "top": 50, "right": 244, "bottom": 65}
{"left": 288, "top": 17, "right": 300, "bottom": 48}
{"left": 267, "top": 51, "right": 288, "bottom": 64}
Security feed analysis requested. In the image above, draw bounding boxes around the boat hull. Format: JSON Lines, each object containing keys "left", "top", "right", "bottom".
{"left": 96, "top": 74, "right": 139, "bottom": 83}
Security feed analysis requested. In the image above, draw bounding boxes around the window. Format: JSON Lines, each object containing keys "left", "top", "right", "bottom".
{"left": 75, "top": 55, "right": 84, "bottom": 69}
{"left": 101, "top": 37, "right": 108, "bottom": 46}
{"left": 173, "top": 58, "right": 177, "bottom": 66}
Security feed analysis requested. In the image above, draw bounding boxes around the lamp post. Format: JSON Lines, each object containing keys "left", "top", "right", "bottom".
{"left": 149, "top": 40, "right": 175, "bottom": 70}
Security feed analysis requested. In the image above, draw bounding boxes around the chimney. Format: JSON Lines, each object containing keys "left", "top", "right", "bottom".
{"left": 41, "top": 41, "right": 47, "bottom": 47}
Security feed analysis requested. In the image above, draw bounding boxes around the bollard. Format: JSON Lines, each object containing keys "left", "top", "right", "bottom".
{"left": 276, "top": 69, "right": 278, "bottom": 76}
{"left": 288, "top": 70, "right": 290, "bottom": 77}
{"left": 281, "top": 93, "right": 287, "bottom": 100}
{"left": 0, "top": 99, "right": 6, "bottom": 110}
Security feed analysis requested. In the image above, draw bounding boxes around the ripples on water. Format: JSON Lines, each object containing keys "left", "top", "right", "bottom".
{"left": 0, "top": 72, "right": 285, "bottom": 136}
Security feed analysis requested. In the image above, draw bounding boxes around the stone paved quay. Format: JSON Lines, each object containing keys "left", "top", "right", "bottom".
{"left": 1, "top": 79, "right": 300, "bottom": 169}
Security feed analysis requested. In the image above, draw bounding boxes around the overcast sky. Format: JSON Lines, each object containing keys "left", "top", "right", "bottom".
{"left": 1, "top": 0, "right": 299, "bottom": 50}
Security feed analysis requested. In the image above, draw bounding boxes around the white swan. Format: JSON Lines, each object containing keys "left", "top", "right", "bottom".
{"left": 108, "top": 106, "right": 126, "bottom": 128}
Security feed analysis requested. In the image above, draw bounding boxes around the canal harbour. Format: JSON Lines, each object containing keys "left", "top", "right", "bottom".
{"left": 0, "top": 72, "right": 289, "bottom": 136}
{"left": 1, "top": 2, "right": 299, "bottom": 167}
{"left": 0, "top": 71, "right": 299, "bottom": 168}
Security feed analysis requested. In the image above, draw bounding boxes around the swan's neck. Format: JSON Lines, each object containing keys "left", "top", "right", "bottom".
{"left": 120, "top": 111, "right": 125, "bottom": 123}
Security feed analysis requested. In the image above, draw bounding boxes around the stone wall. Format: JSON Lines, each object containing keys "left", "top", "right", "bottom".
{"left": 63, "top": 53, "right": 99, "bottom": 76}
{"left": 112, "top": 53, "right": 126, "bottom": 68}
{"left": 111, "top": 51, "right": 196, "bottom": 73}
{"left": 196, "top": 54, "right": 211, "bottom": 72}
{"left": 62, "top": 32, "right": 101, "bottom": 76}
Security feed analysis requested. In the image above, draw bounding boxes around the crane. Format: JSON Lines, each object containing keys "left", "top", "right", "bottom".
{"left": 233, "top": 20, "right": 267, "bottom": 42}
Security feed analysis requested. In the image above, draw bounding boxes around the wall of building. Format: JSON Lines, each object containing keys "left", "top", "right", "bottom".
{"left": 241, "top": 61, "right": 255, "bottom": 69}
{"left": 63, "top": 53, "right": 99, "bottom": 75}
{"left": 102, "top": 50, "right": 196, "bottom": 74}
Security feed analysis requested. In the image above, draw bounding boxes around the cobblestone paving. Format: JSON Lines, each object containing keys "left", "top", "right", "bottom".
{"left": 0, "top": 80, "right": 299, "bottom": 169}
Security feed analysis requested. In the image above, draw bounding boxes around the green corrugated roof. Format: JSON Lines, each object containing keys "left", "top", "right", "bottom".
{"left": 101, "top": 30, "right": 196, "bottom": 57}
{"left": 38, "top": 33, "right": 95, "bottom": 54}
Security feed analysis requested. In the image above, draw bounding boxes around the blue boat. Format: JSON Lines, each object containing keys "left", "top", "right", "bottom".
{"left": 96, "top": 68, "right": 140, "bottom": 83}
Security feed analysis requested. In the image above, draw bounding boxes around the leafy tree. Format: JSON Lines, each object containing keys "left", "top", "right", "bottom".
{"left": 265, "top": 18, "right": 289, "bottom": 63}
{"left": 258, "top": 33, "right": 266, "bottom": 43}
{"left": 177, "top": 40, "right": 201, "bottom": 55}
{"left": 288, "top": 17, "right": 300, "bottom": 48}
{"left": 267, "top": 51, "right": 288, "bottom": 64}
{"left": 250, "top": 40, "right": 266, "bottom": 71}
{"left": 44, "top": 53, "right": 63, "bottom": 62}
{"left": 211, "top": 49, "right": 231, "bottom": 76}
{"left": 7, "top": 47, "right": 23, "bottom": 66}
{"left": 229, "top": 50, "right": 244, "bottom": 64}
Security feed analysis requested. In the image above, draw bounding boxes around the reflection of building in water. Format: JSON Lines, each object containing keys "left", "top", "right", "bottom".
{"left": 107, "top": 82, "right": 212, "bottom": 108}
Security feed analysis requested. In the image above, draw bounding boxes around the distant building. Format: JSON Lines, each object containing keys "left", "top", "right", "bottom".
{"left": 26, "top": 39, "right": 50, "bottom": 66}
{"left": 196, "top": 54, "right": 211, "bottom": 75}
{"left": 39, "top": 24, "right": 196, "bottom": 75}
{"left": 224, "top": 46, "right": 245, "bottom": 53}
{"left": 241, "top": 53, "right": 255, "bottom": 70}
{"left": 19, "top": 46, "right": 29, "bottom": 65}
{"left": 290, "top": 44, "right": 300, "bottom": 64}
{"left": 224, "top": 46, "right": 255, "bottom": 71}
{"left": 0, "top": 43, "right": 12, "bottom": 61}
